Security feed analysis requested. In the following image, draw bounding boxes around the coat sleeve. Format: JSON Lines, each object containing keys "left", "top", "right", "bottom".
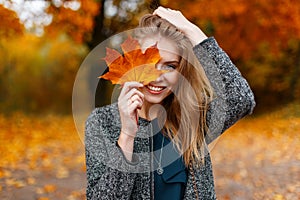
{"left": 85, "top": 107, "right": 138, "bottom": 200}
{"left": 193, "top": 37, "right": 256, "bottom": 144}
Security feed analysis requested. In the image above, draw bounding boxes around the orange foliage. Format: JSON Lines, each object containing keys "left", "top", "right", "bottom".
{"left": 166, "top": 0, "right": 300, "bottom": 60}
{"left": 45, "top": 0, "right": 100, "bottom": 43}
{"left": 0, "top": 113, "right": 85, "bottom": 199}
{"left": 0, "top": 4, "right": 23, "bottom": 37}
{"left": 101, "top": 36, "right": 163, "bottom": 85}
{"left": 0, "top": 104, "right": 299, "bottom": 199}
{"left": 0, "top": 33, "right": 86, "bottom": 113}
{"left": 211, "top": 106, "right": 300, "bottom": 199}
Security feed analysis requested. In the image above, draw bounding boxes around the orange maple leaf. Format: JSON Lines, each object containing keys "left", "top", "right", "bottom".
{"left": 100, "top": 36, "right": 163, "bottom": 85}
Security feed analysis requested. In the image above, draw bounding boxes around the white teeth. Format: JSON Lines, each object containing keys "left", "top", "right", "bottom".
{"left": 147, "top": 85, "right": 164, "bottom": 91}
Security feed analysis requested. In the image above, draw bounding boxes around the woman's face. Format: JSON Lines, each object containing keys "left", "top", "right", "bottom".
{"left": 140, "top": 36, "right": 180, "bottom": 105}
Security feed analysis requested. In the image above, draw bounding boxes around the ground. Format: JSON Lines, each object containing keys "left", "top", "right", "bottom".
{"left": 0, "top": 106, "right": 299, "bottom": 200}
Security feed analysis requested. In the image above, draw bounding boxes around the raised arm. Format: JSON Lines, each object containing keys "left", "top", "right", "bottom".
{"left": 154, "top": 7, "right": 255, "bottom": 143}
{"left": 194, "top": 38, "right": 255, "bottom": 143}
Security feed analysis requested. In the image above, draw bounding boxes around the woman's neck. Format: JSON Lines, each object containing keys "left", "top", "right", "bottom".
{"left": 138, "top": 102, "right": 160, "bottom": 120}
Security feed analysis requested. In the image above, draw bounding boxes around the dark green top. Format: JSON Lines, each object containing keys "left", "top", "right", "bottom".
{"left": 85, "top": 37, "right": 256, "bottom": 199}
{"left": 152, "top": 119, "right": 188, "bottom": 200}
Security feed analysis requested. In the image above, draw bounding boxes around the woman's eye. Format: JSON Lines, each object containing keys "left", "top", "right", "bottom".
{"left": 162, "top": 64, "right": 176, "bottom": 70}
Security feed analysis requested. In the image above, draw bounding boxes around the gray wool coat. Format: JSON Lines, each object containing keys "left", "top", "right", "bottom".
{"left": 85, "top": 37, "right": 256, "bottom": 200}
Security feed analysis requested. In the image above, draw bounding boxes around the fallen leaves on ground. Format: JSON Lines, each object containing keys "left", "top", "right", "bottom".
{"left": 0, "top": 113, "right": 85, "bottom": 200}
{"left": 211, "top": 105, "right": 300, "bottom": 199}
{"left": 0, "top": 104, "right": 299, "bottom": 199}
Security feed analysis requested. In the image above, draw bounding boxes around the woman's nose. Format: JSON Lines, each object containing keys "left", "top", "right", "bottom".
{"left": 156, "top": 63, "right": 162, "bottom": 70}
{"left": 155, "top": 74, "right": 163, "bottom": 82}
{"left": 154, "top": 64, "right": 164, "bottom": 82}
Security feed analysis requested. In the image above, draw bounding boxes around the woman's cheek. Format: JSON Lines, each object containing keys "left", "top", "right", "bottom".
{"left": 165, "top": 71, "right": 180, "bottom": 86}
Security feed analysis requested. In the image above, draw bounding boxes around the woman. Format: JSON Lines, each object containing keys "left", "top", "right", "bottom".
{"left": 85, "top": 6, "right": 255, "bottom": 200}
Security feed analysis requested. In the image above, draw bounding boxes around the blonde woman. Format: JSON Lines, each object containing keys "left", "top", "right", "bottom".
{"left": 85, "top": 7, "right": 255, "bottom": 200}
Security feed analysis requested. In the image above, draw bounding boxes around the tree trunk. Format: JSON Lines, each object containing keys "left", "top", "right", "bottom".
{"left": 289, "top": 44, "right": 300, "bottom": 101}
{"left": 149, "top": 0, "right": 160, "bottom": 11}
{"left": 87, "top": 0, "right": 106, "bottom": 50}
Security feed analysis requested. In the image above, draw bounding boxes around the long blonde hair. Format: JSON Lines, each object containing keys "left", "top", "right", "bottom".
{"left": 135, "top": 14, "right": 214, "bottom": 166}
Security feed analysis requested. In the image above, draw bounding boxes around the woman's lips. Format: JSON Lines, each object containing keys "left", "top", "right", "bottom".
{"left": 145, "top": 85, "right": 166, "bottom": 94}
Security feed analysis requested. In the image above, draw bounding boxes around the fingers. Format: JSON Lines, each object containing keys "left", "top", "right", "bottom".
{"left": 153, "top": 6, "right": 182, "bottom": 17}
{"left": 126, "top": 90, "right": 144, "bottom": 109}
{"left": 125, "top": 87, "right": 144, "bottom": 100}
{"left": 153, "top": 6, "right": 188, "bottom": 32}
{"left": 121, "top": 87, "right": 144, "bottom": 106}
{"left": 118, "top": 82, "right": 144, "bottom": 136}
{"left": 119, "top": 81, "right": 144, "bottom": 97}
{"left": 130, "top": 98, "right": 143, "bottom": 110}
{"left": 118, "top": 81, "right": 144, "bottom": 111}
{"left": 153, "top": 6, "right": 172, "bottom": 14}
{"left": 130, "top": 94, "right": 143, "bottom": 108}
{"left": 153, "top": 6, "right": 207, "bottom": 45}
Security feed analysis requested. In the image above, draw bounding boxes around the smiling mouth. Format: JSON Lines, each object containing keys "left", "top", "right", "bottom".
{"left": 146, "top": 85, "right": 166, "bottom": 94}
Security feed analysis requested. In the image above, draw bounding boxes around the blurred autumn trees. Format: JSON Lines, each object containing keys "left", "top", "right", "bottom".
{"left": 0, "top": 0, "right": 299, "bottom": 113}
{"left": 168, "top": 0, "right": 300, "bottom": 108}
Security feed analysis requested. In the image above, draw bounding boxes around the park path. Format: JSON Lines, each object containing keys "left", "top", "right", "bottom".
{"left": 0, "top": 112, "right": 299, "bottom": 200}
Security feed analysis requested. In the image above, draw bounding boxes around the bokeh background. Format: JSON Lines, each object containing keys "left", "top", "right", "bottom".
{"left": 0, "top": 0, "right": 299, "bottom": 199}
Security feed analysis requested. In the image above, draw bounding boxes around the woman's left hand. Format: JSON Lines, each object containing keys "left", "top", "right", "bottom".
{"left": 153, "top": 6, "right": 208, "bottom": 46}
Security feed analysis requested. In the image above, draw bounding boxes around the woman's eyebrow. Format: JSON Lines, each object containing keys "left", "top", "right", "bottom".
{"left": 163, "top": 60, "right": 179, "bottom": 65}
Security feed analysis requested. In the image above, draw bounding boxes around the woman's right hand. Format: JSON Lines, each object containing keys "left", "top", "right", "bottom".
{"left": 117, "top": 82, "right": 144, "bottom": 161}
{"left": 118, "top": 81, "right": 144, "bottom": 138}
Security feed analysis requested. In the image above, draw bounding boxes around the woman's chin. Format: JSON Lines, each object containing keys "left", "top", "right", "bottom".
{"left": 143, "top": 96, "right": 164, "bottom": 105}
